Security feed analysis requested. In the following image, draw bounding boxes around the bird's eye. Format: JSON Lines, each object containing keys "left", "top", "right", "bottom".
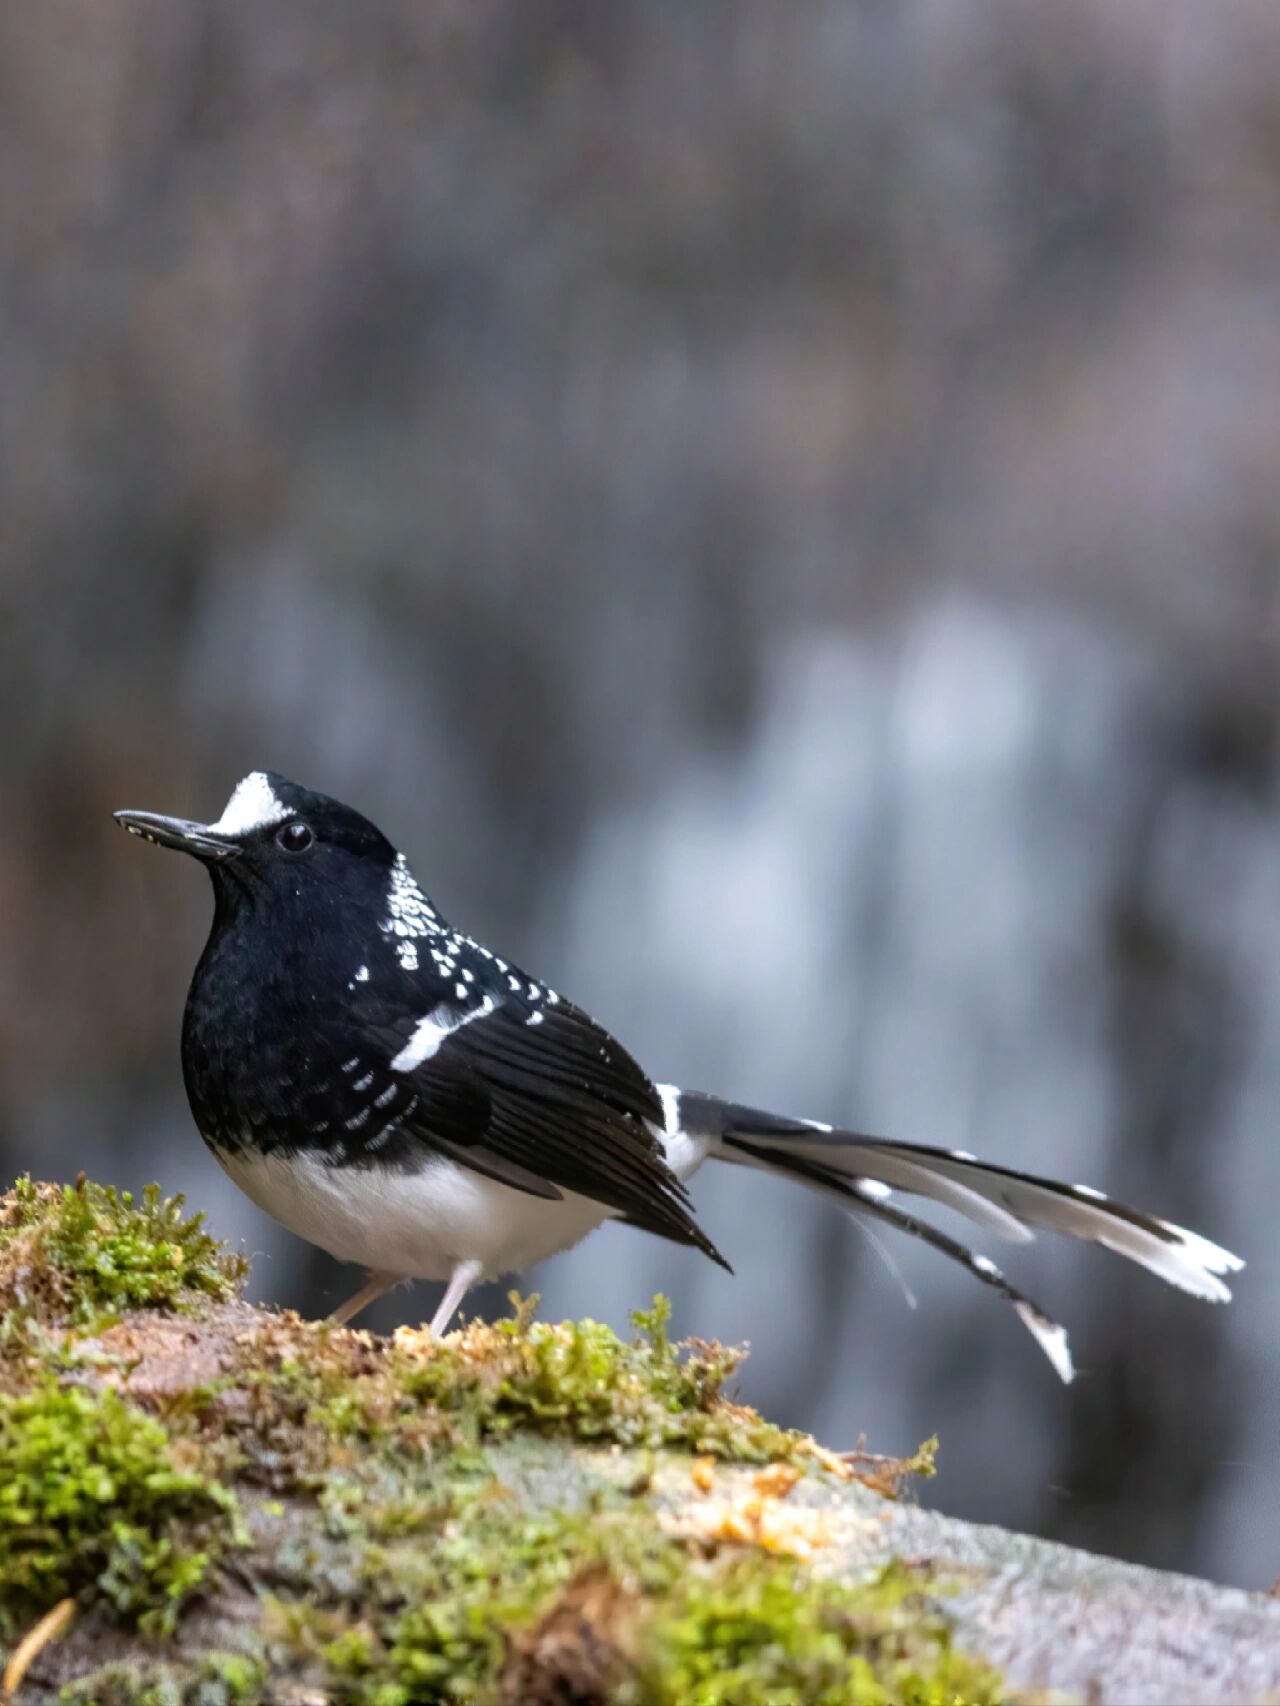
{"left": 278, "top": 821, "right": 314, "bottom": 853}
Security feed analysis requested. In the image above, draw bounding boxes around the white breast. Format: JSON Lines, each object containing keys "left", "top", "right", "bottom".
{"left": 214, "top": 1146, "right": 613, "bottom": 1282}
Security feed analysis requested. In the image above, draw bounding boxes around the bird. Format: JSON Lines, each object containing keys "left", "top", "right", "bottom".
{"left": 114, "top": 770, "right": 1243, "bottom": 1380}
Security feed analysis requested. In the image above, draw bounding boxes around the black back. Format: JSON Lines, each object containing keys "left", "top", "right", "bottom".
{"left": 181, "top": 772, "right": 726, "bottom": 1266}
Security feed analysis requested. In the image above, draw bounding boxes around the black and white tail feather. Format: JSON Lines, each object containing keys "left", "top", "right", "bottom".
{"left": 668, "top": 1089, "right": 1243, "bottom": 1384}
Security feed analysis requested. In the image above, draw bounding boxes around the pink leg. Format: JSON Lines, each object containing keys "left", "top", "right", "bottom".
{"left": 429, "top": 1259, "right": 483, "bottom": 1336}
{"left": 329, "top": 1269, "right": 400, "bottom": 1326}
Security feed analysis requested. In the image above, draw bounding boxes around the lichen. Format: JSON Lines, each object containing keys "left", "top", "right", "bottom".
{"left": 0, "top": 1377, "right": 240, "bottom": 1636}
{"left": 0, "top": 1176, "right": 246, "bottom": 1337}
{"left": 57, "top": 1653, "right": 266, "bottom": 1706}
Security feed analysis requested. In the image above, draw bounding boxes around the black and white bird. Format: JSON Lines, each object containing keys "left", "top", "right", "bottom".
{"left": 115, "top": 771, "right": 1243, "bottom": 1379}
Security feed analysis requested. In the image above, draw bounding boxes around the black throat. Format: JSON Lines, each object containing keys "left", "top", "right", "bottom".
{"left": 181, "top": 842, "right": 402, "bottom": 1158}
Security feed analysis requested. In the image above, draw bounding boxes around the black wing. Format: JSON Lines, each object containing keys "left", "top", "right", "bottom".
{"left": 332, "top": 982, "right": 728, "bottom": 1268}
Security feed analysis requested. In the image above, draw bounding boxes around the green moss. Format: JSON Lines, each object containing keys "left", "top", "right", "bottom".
{"left": 255, "top": 1299, "right": 979, "bottom": 1703}
{"left": 318, "top": 1467, "right": 1000, "bottom": 1706}
{"left": 387, "top": 1294, "right": 802, "bottom": 1462}
{"left": 322, "top": 1496, "right": 620, "bottom": 1701}
{"left": 0, "top": 1377, "right": 240, "bottom": 1635}
{"left": 636, "top": 1557, "right": 1000, "bottom": 1706}
{"left": 0, "top": 1176, "right": 246, "bottom": 1334}
{"left": 228, "top": 1293, "right": 807, "bottom": 1500}
{"left": 0, "top": 1184, "right": 1002, "bottom": 1705}
{"left": 58, "top": 1653, "right": 266, "bottom": 1706}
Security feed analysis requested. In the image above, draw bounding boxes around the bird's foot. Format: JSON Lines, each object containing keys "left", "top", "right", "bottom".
{"left": 329, "top": 1269, "right": 401, "bottom": 1326}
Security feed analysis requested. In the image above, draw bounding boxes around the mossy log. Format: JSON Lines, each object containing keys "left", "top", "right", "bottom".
{"left": 1, "top": 1179, "right": 1277, "bottom": 1706}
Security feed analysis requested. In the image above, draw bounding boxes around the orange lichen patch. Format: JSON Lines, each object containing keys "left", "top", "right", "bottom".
{"left": 666, "top": 1459, "right": 832, "bottom": 1561}
{"left": 668, "top": 1494, "right": 832, "bottom": 1559}
{"left": 691, "top": 1456, "right": 717, "bottom": 1493}
{"left": 752, "top": 1461, "right": 801, "bottom": 1501}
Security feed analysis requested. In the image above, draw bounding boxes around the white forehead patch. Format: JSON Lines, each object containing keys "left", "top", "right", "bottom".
{"left": 209, "top": 772, "right": 289, "bottom": 836}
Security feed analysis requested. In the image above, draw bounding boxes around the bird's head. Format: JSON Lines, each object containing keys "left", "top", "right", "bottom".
{"left": 114, "top": 771, "right": 398, "bottom": 914}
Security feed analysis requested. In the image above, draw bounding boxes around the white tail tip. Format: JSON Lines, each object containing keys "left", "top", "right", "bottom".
{"left": 1015, "top": 1302, "right": 1076, "bottom": 1384}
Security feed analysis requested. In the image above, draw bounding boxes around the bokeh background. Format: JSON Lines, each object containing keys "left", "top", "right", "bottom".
{"left": 2, "top": 0, "right": 1278, "bottom": 1589}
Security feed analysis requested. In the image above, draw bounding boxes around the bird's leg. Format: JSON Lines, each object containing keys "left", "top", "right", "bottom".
{"left": 429, "top": 1259, "right": 484, "bottom": 1337}
{"left": 329, "top": 1269, "right": 401, "bottom": 1326}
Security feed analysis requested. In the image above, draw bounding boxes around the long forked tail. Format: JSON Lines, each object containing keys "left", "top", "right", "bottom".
{"left": 666, "top": 1089, "right": 1244, "bottom": 1384}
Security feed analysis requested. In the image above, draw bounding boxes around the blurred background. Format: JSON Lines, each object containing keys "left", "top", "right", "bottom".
{"left": 1, "top": 0, "right": 1277, "bottom": 1589}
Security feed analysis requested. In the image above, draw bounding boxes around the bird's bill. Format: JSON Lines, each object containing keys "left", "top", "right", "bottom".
{"left": 113, "top": 809, "right": 242, "bottom": 861}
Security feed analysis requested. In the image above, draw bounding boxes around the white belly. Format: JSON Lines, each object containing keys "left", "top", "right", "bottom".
{"left": 214, "top": 1146, "right": 614, "bottom": 1281}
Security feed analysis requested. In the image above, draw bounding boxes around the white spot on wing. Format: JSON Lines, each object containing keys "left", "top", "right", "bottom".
{"left": 209, "top": 772, "right": 289, "bottom": 836}
{"left": 392, "top": 995, "right": 496, "bottom": 1072}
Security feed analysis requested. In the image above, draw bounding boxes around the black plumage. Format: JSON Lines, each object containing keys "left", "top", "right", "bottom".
{"left": 115, "top": 769, "right": 1243, "bottom": 1368}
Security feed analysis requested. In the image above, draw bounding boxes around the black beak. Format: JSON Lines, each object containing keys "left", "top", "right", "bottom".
{"left": 113, "top": 809, "right": 241, "bottom": 862}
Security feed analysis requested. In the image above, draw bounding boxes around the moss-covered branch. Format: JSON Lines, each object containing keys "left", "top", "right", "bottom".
{"left": 0, "top": 1177, "right": 992, "bottom": 1705}
{"left": 2, "top": 1176, "right": 1278, "bottom": 1706}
